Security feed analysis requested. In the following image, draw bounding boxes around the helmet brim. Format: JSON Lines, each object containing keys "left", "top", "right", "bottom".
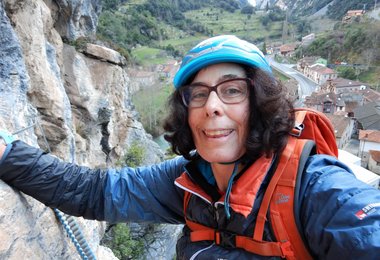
{"left": 173, "top": 49, "right": 272, "bottom": 88}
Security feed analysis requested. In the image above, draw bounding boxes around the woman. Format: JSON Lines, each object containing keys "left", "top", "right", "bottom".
{"left": 1, "top": 35, "right": 380, "bottom": 259}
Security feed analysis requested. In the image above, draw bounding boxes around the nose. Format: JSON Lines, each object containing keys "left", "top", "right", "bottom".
{"left": 204, "top": 91, "right": 224, "bottom": 117}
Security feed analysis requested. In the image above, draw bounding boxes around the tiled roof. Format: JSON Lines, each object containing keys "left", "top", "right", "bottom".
{"left": 360, "top": 89, "right": 380, "bottom": 103}
{"left": 354, "top": 101, "right": 380, "bottom": 129}
{"left": 322, "top": 77, "right": 368, "bottom": 88}
{"left": 369, "top": 150, "right": 380, "bottom": 162}
{"left": 359, "top": 130, "right": 380, "bottom": 142}
{"left": 326, "top": 114, "right": 351, "bottom": 138}
{"left": 298, "top": 56, "right": 320, "bottom": 64}
{"left": 309, "top": 64, "right": 336, "bottom": 75}
{"left": 280, "top": 43, "right": 298, "bottom": 52}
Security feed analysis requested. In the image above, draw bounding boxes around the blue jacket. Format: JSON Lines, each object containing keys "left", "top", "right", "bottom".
{"left": 1, "top": 140, "right": 380, "bottom": 259}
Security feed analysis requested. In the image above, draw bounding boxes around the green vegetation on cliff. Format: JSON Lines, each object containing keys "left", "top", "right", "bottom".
{"left": 298, "top": 18, "right": 380, "bottom": 85}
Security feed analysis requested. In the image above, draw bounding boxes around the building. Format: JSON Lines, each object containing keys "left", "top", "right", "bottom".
{"left": 358, "top": 130, "right": 380, "bottom": 167}
{"left": 342, "top": 9, "right": 366, "bottom": 23}
{"left": 353, "top": 101, "right": 380, "bottom": 130}
{"left": 320, "top": 78, "right": 368, "bottom": 94}
{"left": 326, "top": 114, "right": 355, "bottom": 149}
{"left": 159, "top": 60, "right": 178, "bottom": 79}
{"left": 301, "top": 33, "right": 315, "bottom": 46}
{"left": 368, "top": 150, "right": 380, "bottom": 175}
{"left": 279, "top": 43, "right": 298, "bottom": 57}
{"left": 304, "top": 64, "right": 338, "bottom": 85}
{"left": 304, "top": 87, "right": 364, "bottom": 116}
{"left": 296, "top": 56, "right": 320, "bottom": 73}
{"left": 128, "top": 69, "right": 157, "bottom": 93}
{"left": 359, "top": 88, "right": 380, "bottom": 103}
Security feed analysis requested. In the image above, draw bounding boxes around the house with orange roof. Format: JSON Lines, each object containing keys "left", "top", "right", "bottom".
{"left": 358, "top": 130, "right": 380, "bottom": 167}
{"left": 279, "top": 43, "right": 298, "bottom": 57}
{"left": 368, "top": 150, "right": 380, "bottom": 175}
{"left": 343, "top": 10, "right": 366, "bottom": 23}
{"left": 160, "top": 60, "right": 179, "bottom": 79}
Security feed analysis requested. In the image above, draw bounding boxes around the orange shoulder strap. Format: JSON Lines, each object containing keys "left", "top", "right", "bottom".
{"left": 272, "top": 138, "right": 313, "bottom": 259}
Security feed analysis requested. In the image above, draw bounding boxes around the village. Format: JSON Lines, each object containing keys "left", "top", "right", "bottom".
{"left": 265, "top": 9, "right": 380, "bottom": 188}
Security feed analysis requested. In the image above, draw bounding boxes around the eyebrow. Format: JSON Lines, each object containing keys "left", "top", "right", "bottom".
{"left": 190, "top": 74, "right": 242, "bottom": 86}
{"left": 220, "top": 74, "right": 240, "bottom": 80}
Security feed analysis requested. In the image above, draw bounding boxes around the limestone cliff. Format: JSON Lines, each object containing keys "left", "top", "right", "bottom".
{"left": 0, "top": 0, "right": 164, "bottom": 259}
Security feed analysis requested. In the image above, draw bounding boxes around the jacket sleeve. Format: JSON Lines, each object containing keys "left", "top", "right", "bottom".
{"left": 0, "top": 140, "right": 188, "bottom": 224}
{"left": 300, "top": 155, "right": 380, "bottom": 259}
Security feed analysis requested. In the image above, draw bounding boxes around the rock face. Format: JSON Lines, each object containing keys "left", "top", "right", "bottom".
{"left": 0, "top": 0, "right": 164, "bottom": 259}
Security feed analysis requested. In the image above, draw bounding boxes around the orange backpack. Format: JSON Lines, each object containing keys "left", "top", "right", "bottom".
{"left": 183, "top": 108, "right": 338, "bottom": 259}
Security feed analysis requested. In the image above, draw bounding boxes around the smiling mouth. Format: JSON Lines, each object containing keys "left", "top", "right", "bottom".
{"left": 204, "top": 129, "right": 233, "bottom": 138}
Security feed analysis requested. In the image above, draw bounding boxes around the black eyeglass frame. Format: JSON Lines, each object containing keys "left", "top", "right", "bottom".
{"left": 179, "top": 77, "right": 253, "bottom": 108}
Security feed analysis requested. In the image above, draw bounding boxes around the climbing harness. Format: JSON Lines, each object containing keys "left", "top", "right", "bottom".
{"left": 10, "top": 117, "right": 97, "bottom": 260}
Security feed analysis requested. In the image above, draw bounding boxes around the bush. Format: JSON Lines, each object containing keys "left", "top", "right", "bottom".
{"left": 102, "top": 223, "right": 145, "bottom": 260}
{"left": 117, "top": 141, "right": 145, "bottom": 167}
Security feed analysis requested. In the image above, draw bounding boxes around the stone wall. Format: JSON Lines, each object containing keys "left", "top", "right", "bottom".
{"left": 0, "top": 0, "right": 164, "bottom": 259}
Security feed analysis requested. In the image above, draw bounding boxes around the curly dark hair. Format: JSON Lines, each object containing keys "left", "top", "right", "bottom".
{"left": 163, "top": 66, "right": 295, "bottom": 160}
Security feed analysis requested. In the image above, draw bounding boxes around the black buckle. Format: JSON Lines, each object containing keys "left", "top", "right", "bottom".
{"left": 290, "top": 123, "right": 304, "bottom": 137}
{"left": 218, "top": 231, "right": 236, "bottom": 248}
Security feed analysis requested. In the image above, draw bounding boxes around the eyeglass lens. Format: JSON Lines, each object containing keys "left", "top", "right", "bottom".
{"left": 181, "top": 78, "right": 249, "bottom": 108}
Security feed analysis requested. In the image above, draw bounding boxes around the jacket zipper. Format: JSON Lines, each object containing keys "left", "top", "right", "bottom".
{"left": 175, "top": 179, "right": 221, "bottom": 259}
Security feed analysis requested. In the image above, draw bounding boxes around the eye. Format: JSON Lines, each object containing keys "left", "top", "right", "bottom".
{"left": 225, "top": 86, "right": 243, "bottom": 95}
{"left": 190, "top": 87, "right": 209, "bottom": 100}
{"left": 220, "top": 82, "right": 246, "bottom": 97}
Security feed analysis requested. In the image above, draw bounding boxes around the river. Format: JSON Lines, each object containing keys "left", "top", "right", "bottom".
{"left": 153, "top": 134, "right": 171, "bottom": 151}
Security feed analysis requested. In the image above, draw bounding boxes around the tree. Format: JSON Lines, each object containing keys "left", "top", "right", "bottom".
{"left": 336, "top": 66, "right": 357, "bottom": 80}
{"left": 241, "top": 5, "right": 254, "bottom": 15}
{"left": 260, "top": 16, "right": 270, "bottom": 26}
{"left": 262, "top": 42, "right": 267, "bottom": 55}
{"left": 102, "top": 223, "right": 144, "bottom": 259}
{"left": 102, "top": 0, "right": 120, "bottom": 11}
{"left": 295, "top": 19, "right": 311, "bottom": 35}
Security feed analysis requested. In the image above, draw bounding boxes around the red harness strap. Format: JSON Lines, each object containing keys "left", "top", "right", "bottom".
{"left": 187, "top": 220, "right": 294, "bottom": 258}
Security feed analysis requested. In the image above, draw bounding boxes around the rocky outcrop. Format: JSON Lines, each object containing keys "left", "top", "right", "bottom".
{"left": 0, "top": 0, "right": 164, "bottom": 259}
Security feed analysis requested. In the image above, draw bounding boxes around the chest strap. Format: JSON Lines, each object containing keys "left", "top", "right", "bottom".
{"left": 187, "top": 220, "right": 294, "bottom": 258}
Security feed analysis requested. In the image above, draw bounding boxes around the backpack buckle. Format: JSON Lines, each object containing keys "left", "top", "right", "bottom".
{"left": 290, "top": 123, "right": 304, "bottom": 137}
{"left": 280, "top": 241, "right": 295, "bottom": 257}
{"left": 215, "top": 230, "right": 236, "bottom": 248}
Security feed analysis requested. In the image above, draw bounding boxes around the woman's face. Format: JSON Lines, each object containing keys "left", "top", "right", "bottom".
{"left": 188, "top": 63, "right": 250, "bottom": 163}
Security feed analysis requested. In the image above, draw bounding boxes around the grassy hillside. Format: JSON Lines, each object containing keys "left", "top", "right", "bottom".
{"left": 183, "top": 8, "right": 283, "bottom": 43}
{"left": 98, "top": 1, "right": 286, "bottom": 65}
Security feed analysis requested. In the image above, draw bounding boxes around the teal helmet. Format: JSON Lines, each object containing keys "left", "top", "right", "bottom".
{"left": 173, "top": 35, "right": 271, "bottom": 88}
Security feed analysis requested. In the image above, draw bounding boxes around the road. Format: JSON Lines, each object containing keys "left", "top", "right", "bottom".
{"left": 267, "top": 57, "right": 318, "bottom": 107}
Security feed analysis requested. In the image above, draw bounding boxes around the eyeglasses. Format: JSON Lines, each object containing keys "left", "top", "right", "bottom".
{"left": 180, "top": 77, "right": 251, "bottom": 108}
